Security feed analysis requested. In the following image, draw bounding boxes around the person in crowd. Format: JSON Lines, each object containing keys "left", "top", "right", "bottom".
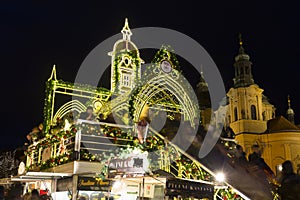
{"left": 22, "top": 192, "right": 31, "bottom": 200}
{"left": 31, "top": 189, "right": 40, "bottom": 200}
{"left": 25, "top": 133, "right": 34, "bottom": 146}
{"left": 234, "top": 145, "right": 248, "bottom": 168}
{"left": 247, "top": 144, "right": 276, "bottom": 189}
{"left": 40, "top": 194, "right": 51, "bottom": 200}
{"left": 79, "top": 106, "right": 96, "bottom": 121}
{"left": 248, "top": 144, "right": 274, "bottom": 178}
{"left": 136, "top": 118, "right": 149, "bottom": 144}
{"left": 278, "top": 160, "right": 300, "bottom": 199}
{"left": 0, "top": 186, "right": 4, "bottom": 200}
{"left": 63, "top": 110, "right": 78, "bottom": 124}
{"left": 27, "top": 123, "right": 44, "bottom": 143}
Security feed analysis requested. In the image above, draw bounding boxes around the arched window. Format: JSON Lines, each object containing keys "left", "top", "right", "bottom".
{"left": 234, "top": 107, "right": 238, "bottom": 121}
{"left": 251, "top": 105, "right": 257, "bottom": 120}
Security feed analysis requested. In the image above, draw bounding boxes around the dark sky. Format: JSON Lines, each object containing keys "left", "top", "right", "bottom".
{"left": 1, "top": 1, "right": 299, "bottom": 150}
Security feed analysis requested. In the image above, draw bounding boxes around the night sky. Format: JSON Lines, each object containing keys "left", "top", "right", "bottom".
{"left": 1, "top": 1, "right": 299, "bottom": 150}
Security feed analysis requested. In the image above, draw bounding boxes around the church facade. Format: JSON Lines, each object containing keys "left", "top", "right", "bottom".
{"left": 213, "top": 36, "right": 300, "bottom": 174}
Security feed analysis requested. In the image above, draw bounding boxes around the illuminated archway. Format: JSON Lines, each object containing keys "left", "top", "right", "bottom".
{"left": 53, "top": 100, "right": 86, "bottom": 123}
{"left": 130, "top": 72, "right": 200, "bottom": 127}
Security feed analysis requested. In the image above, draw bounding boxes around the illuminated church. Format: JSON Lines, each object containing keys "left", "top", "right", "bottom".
{"left": 213, "top": 35, "right": 300, "bottom": 174}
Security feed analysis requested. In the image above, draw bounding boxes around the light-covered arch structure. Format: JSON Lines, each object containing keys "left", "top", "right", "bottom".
{"left": 53, "top": 100, "right": 86, "bottom": 123}
{"left": 130, "top": 70, "right": 200, "bottom": 127}
{"left": 101, "top": 66, "right": 200, "bottom": 129}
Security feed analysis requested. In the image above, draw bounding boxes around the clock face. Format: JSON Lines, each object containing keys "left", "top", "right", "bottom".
{"left": 160, "top": 60, "right": 172, "bottom": 73}
{"left": 94, "top": 101, "right": 102, "bottom": 110}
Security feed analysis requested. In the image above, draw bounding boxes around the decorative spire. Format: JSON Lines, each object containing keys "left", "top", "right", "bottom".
{"left": 287, "top": 95, "right": 295, "bottom": 124}
{"left": 48, "top": 64, "right": 57, "bottom": 81}
{"left": 197, "top": 64, "right": 208, "bottom": 90}
{"left": 239, "top": 33, "right": 243, "bottom": 46}
{"left": 238, "top": 33, "right": 246, "bottom": 55}
{"left": 288, "top": 95, "right": 292, "bottom": 108}
{"left": 233, "top": 34, "right": 254, "bottom": 87}
{"left": 121, "top": 18, "right": 132, "bottom": 41}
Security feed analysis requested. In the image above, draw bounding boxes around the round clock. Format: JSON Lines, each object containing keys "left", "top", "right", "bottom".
{"left": 94, "top": 100, "right": 102, "bottom": 110}
{"left": 160, "top": 60, "right": 172, "bottom": 73}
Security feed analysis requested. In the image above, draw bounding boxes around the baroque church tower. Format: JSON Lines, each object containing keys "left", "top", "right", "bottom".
{"left": 109, "top": 18, "right": 144, "bottom": 95}
{"left": 212, "top": 34, "right": 300, "bottom": 174}
{"left": 227, "top": 35, "right": 275, "bottom": 133}
{"left": 217, "top": 35, "right": 276, "bottom": 149}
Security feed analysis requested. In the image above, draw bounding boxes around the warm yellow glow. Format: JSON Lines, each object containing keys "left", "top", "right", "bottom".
{"left": 215, "top": 172, "right": 225, "bottom": 182}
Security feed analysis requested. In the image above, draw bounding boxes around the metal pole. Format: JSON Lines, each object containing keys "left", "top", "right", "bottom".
{"left": 74, "top": 129, "right": 81, "bottom": 160}
{"left": 139, "top": 182, "right": 141, "bottom": 200}
{"left": 51, "top": 178, "right": 57, "bottom": 200}
{"left": 142, "top": 177, "right": 145, "bottom": 200}
{"left": 72, "top": 175, "right": 78, "bottom": 200}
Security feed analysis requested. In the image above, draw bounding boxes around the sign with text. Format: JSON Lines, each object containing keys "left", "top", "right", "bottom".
{"left": 78, "top": 177, "right": 111, "bottom": 191}
{"left": 166, "top": 179, "right": 214, "bottom": 199}
{"left": 108, "top": 154, "right": 148, "bottom": 178}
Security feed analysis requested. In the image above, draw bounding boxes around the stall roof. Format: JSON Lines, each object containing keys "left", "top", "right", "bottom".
{"left": 10, "top": 172, "right": 73, "bottom": 182}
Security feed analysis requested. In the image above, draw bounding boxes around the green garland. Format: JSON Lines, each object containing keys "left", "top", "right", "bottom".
{"left": 176, "top": 156, "right": 213, "bottom": 182}
{"left": 43, "top": 80, "right": 55, "bottom": 133}
{"left": 25, "top": 127, "right": 77, "bottom": 157}
{"left": 151, "top": 45, "right": 180, "bottom": 71}
{"left": 217, "top": 188, "right": 243, "bottom": 200}
{"left": 39, "top": 154, "right": 71, "bottom": 170}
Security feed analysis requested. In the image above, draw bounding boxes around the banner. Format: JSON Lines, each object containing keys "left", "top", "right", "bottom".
{"left": 166, "top": 179, "right": 214, "bottom": 199}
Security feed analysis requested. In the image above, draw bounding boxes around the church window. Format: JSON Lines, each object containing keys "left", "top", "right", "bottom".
{"left": 234, "top": 107, "right": 238, "bottom": 121}
{"left": 251, "top": 105, "right": 257, "bottom": 120}
{"left": 122, "top": 74, "right": 130, "bottom": 87}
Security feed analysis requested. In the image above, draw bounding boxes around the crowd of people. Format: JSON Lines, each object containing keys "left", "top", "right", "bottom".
{"left": 22, "top": 189, "right": 50, "bottom": 200}
{"left": 277, "top": 160, "right": 300, "bottom": 199}
{"left": 233, "top": 144, "right": 300, "bottom": 199}
{"left": 24, "top": 106, "right": 98, "bottom": 146}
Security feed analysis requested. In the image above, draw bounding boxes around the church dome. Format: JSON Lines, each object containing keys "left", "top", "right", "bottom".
{"left": 113, "top": 39, "right": 138, "bottom": 53}
{"left": 287, "top": 108, "right": 294, "bottom": 115}
{"left": 286, "top": 95, "right": 295, "bottom": 115}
